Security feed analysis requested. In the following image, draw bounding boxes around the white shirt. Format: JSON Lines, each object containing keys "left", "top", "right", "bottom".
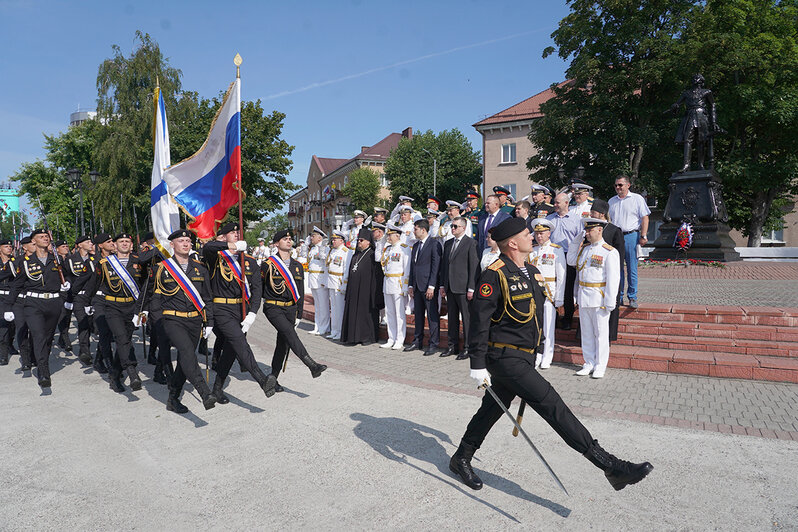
{"left": 608, "top": 192, "right": 651, "bottom": 232}
{"left": 480, "top": 249, "right": 501, "bottom": 271}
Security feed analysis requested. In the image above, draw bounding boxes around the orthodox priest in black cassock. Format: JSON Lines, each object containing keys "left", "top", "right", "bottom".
{"left": 341, "top": 228, "right": 380, "bottom": 345}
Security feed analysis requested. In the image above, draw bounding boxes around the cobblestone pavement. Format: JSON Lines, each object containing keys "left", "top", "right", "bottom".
{"left": 638, "top": 261, "right": 798, "bottom": 280}
{"left": 248, "top": 321, "right": 798, "bottom": 441}
{"left": 637, "top": 278, "right": 798, "bottom": 307}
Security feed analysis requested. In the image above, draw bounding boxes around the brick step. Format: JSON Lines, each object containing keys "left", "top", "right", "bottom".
{"left": 618, "top": 304, "right": 798, "bottom": 328}
{"left": 613, "top": 332, "right": 798, "bottom": 358}
{"left": 554, "top": 343, "right": 798, "bottom": 384}
{"left": 617, "top": 319, "right": 798, "bottom": 341}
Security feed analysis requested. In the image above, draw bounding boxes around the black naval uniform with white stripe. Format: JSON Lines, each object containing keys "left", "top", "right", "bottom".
{"left": 5, "top": 251, "right": 31, "bottom": 369}
{"left": 202, "top": 237, "right": 276, "bottom": 400}
{"left": 0, "top": 248, "right": 16, "bottom": 366}
{"left": 149, "top": 237, "right": 216, "bottom": 412}
{"left": 261, "top": 229, "right": 326, "bottom": 390}
{"left": 63, "top": 242, "right": 96, "bottom": 366}
{"left": 6, "top": 245, "right": 66, "bottom": 387}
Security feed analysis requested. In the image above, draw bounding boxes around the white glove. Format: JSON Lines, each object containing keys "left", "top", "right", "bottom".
{"left": 470, "top": 368, "right": 492, "bottom": 388}
{"left": 294, "top": 318, "right": 301, "bottom": 328}
{"left": 132, "top": 311, "right": 148, "bottom": 327}
{"left": 64, "top": 302, "right": 74, "bottom": 310}
{"left": 60, "top": 281, "right": 71, "bottom": 292}
{"left": 3, "top": 312, "right": 14, "bottom": 322}
{"left": 203, "top": 326, "right": 214, "bottom": 339}
{"left": 241, "top": 312, "right": 256, "bottom": 334}
{"left": 132, "top": 314, "right": 142, "bottom": 327}
{"left": 84, "top": 306, "right": 95, "bottom": 316}
{"left": 235, "top": 240, "right": 247, "bottom": 252}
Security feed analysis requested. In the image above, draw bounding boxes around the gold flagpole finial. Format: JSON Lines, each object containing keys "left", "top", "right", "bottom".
{"left": 234, "top": 53, "right": 242, "bottom": 78}
{"left": 156, "top": 75, "right": 160, "bottom": 88}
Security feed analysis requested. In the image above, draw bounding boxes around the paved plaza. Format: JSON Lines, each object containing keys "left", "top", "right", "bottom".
{"left": 2, "top": 314, "right": 798, "bottom": 530}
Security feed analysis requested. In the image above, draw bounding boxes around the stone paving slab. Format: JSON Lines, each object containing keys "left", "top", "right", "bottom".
{"left": 637, "top": 278, "right": 798, "bottom": 307}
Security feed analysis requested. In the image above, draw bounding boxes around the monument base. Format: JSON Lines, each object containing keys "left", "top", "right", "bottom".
{"left": 650, "top": 169, "right": 741, "bottom": 262}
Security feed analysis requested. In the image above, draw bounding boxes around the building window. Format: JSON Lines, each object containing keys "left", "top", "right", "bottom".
{"left": 500, "top": 184, "right": 517, "bottom": 198}
{"left": 380, "top": 173, "right": 390, "bottom": 187}
{"left": 343, "top": 175, "right": 349, "bottom": 186}
{"left": 501, "top": 143, "right": 516, "bottom": 164}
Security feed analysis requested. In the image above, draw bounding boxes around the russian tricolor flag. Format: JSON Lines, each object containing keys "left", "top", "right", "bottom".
{"left": 163, "top": 78, "right": 242, "bottom": 239}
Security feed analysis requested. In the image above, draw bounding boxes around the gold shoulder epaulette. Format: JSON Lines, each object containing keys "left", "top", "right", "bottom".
{"left": 488, "top": 259, "right": 505, "bottom": 271}
{"left": 400, "top": 243, "right": 408, "bottom": 248}
{"left": 99, "top": 258, "right": 108, "bottom": 265}
{"left": 602, "top": 243, "right": 614, "bottom": 251}
{"left": 550, "top": 243, "right": 561, "bottom": 248}
{"left": 244, "top": 253, "right": 255, "bottom": 260}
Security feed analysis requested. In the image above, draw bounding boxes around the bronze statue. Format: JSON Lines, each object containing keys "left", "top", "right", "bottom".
{"left": 667, "top": 74, "right": 723, "bottom": 173}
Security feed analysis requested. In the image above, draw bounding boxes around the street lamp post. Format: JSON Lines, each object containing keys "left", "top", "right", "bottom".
{"left": 421, "top": 149, "right": 437, "bottom": 196}
{"left": 66, "top": 168, "right": 84, "bottom": 235}
{"left": 89, "top": 170, "right": 99, "bottom": 235}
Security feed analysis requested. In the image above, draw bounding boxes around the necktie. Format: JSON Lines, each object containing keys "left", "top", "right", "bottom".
{"left": 486, "top": 214, "right": 494, "bottom": 231}
{"left": 451, "top": 238, "right": 460, "bottom": 256}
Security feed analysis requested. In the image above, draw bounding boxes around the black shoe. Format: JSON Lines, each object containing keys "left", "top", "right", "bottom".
{"left": 449, "top": 442, "right": 483, "bottom": 490}
{"left": 311, "top": 363, "right": 327, "bottom": 379}
{"left": 109, "top": 376, "right": 125, "bottom": 393}
{"left": 78, "top": 353, "right": 92, "bottom": 366}
{"left": 0, "top": 356, "right": 8, "bottom": 366}
{"left": 214, "top": 390, "right": 229, "bottom": 404}
{"left": 423, "top": 347, "right": 438, "bottom": 356}
{"left": 38, "top": 377, "right": 52, "bottom": 388}
{"left": 166, "top": 394, "right": 189, "bottom": 414}
{"left": 203, "top": 393, "right": 217, "bottom": 410}
{"left": 153, "top": 370, "right": 168, "bottom": 385}
{"left": 584, "top": 440, "right": 653, "bottom": 491}
{"left": 93, "top": 358, "right": 108, "bottom": 374}
{"left": 10, "top": 347, "right": 19, "bottom": 355}
{"left": 403, "top": 343, "right": 421, "bottom": 352}
{"left": 273, "top": 381, "right": 285, "bottom": 393}
{"left": 21, "top": 364, "right": 31, "bottom": 372}
{"left": 261, "top": 374, "right": 278, "bottom": 397}
{"left": 455, "top": 352, "right": 469, "bottom": 360}
{"left": 560, "top": 319, "right": 572, "bottom": 330}
{"left": 440, "top": 348, "right": 457, "bottom": 358}
{"left": 127, "top": 367, "right": 142, "bottom": 391}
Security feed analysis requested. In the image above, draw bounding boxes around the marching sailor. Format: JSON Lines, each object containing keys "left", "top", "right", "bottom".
{"left": 527, "top": 219, "right": 566, "bottom": 369}
{"left": 150, "top": 229, "right": 218, "bottom": 413}
{"left": 62, "top": 235, "right": 96, "bottom": 366}
{"left": 449, "top": 217, "right": 652, "bottom": 492}
{"left": 261, "top": 229, "right": 327, "bottom": 392}
{"left": 202, "top": 221, "right": 277, "bottom": 402}
{"left": 0, "top": 238, "right": 15, "bottom": 366}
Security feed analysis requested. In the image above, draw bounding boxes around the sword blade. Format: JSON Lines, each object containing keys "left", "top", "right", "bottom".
{"left": 482, "top": 382, "right": 569, "bottom": 496}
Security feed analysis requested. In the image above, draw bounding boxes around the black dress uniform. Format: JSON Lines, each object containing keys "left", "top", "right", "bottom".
{"left": 0, "top": 248, "right": 16, "bottom": 366}
{"left": 90, "top": 234, "right": 115, "bottom": 374}
{"left": 149, "top": 245, "right": 217, "bottom": 413}
{"left": 7, "top": 243, "right": 67, "bottom": 387}
{"left": 86, "top": 243, "right": 156, "bottom": 392}
{"left": 532, "top": 200, "right": 556, "bottom": 220}
{"left": 62, "top": 245, "right": 95, "bottom": 366}
{"left": 4, "top": 251, "right": 31, "bottom": 370}
{"left": 202, "top": 239, "right": 276, "bottom": 401}
{"left": 261, "top": 232, "right": 326, "bottom": 391}
{"left": 449, "top": 217, "right": 652, "bottom": 492}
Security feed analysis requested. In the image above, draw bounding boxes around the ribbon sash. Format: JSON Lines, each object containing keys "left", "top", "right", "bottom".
{"left": 162, "top": 258, "right": 206, "bottom": 314}
{"left": 219, "top": 249, "right": 251, "bottom": 301}
{"left": 107, "top": 255, "right": 141, "bottom": 300}
{"left": 267, "top": 255, "right": 299, "bottom": 302}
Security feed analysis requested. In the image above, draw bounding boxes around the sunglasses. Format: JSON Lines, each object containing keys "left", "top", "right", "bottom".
{"left": 614, "top": 183, "right": 627, "bottom": 187}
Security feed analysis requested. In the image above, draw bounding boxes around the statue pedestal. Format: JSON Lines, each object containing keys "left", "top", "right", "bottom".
{"left": 650, "top": 169, "right": 741, "bottom": 262}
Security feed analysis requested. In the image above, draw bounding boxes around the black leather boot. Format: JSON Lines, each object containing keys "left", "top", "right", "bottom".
{"left": 109, "top": 374, "right": 125, "bottom": 393}
{"left": 126, "top": 366, "right": 142, "bottom": 391}
{"left": 300, "top": 354, "right": 327, "bottom": 378}
{"left": 166, "top": 388, "right": 188, "bottom": 414}
{"left": 212, "top": 378, "right": 229, "bottom": 404}
{"left": 78, "top": 352, "right": 92, "bottom": 366}
{"left": 260, "top": 374, "right": 278, "bottom": 397}
{"left": 449, "top": 442, "right": 483, "bottom": 490}
{"left": 153, "top": 365, "right": 167, "bottom": 385}
{"left": 93, "top": 353, "right": 108, "bottom": 374}
{"left": 584, "top": 440, "right": 653, "bottom": 491}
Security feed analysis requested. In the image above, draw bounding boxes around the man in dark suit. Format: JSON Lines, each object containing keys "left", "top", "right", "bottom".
{"left": 439, "top": 217, "right": 479, "bottom": 360}
{"left": 477, "top": 195, "right": 511, "bottom": 252}
{"left": 590, "top": 199, "right": 625, "bottom": 341}
{"left": 405, "top": 219, "right": 442, "bottom": 356}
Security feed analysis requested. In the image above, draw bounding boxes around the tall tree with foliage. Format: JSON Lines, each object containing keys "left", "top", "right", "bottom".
{"left": 530, "top": 0, "right": 798, "bottom": 246}
{"left": 528, "top": 0, "right": 697, "bottom": 202}
{"left": 340, "top": 167, "right": 381, "bottom": 213}
{"left": 384, "top": 129, "right": 482, "bottom": 210}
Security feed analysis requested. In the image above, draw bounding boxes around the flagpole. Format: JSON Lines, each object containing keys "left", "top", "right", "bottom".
{"left": 234, "top": 53, "right": 247, "bottom": 323}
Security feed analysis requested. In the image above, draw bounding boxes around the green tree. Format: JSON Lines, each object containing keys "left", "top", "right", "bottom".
{"left": 529, "top": 0, "right": 697, "bottom": 202}
{"left": 530, "top": 0, "right": 798, "bottom": 246}
{"left": 0, "top": 211, "right": 31, "bottom": 241}
{"left": 341, "top": 167, "right": 381, "bottom": 213}
{"left": 245, "top": 213, "right": 289, "bottom": 247}
{"left": 384, "top": 129, "right": 482, "bottom": 210}
{"left": 686, "top": 0, "right": 798, "bottom": 246}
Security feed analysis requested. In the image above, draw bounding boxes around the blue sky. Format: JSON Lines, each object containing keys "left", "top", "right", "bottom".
{"left": 0, "top": 0, "right": 571, "bottom": 211}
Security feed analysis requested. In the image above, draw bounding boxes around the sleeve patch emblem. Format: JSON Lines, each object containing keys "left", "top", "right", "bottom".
{"left": 479, "top": 283, "right": 493, "bottom": 297}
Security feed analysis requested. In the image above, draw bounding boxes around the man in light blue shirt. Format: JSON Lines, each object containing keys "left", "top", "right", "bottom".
{"left": 547, "top": 193, "right": 583, "bottom": 329}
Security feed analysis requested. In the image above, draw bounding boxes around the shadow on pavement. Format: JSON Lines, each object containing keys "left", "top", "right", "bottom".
{"left": 226, "top": 393, "right": 265, "bottom": 413}
{"left": 350, "top": 412, "right": 571, "bottom": 521}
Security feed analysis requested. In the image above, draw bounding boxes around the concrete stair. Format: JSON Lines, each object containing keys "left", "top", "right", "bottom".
{"left": 300, "top": 294, "right": 798, "bottom": 384}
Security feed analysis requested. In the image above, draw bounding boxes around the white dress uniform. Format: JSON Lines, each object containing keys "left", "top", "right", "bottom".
{"left": 252, "top": 244, "right": 270, "bottom": 265}
{"left": 325, "top": 244, "right": 351, "bottom": 340}
{"left": 438, "top": 218, "right": 473, "bottom": 242}
{"left": 528, "top": 240, "right": 566, "bottom": 368}
{"left": 573, "top": 237, "right": 620, "bottom": 378}
{"left": 398, "top": 220, "right": 417, "bottom": 247}
{"left": 568, "top": 200, "right": 593, "bottom": 219}
{"left": 380, "top": 240, "right": 411, "bottom": 349}
{"left": 307, "top": 242, "right": 330, "bottom": 335}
